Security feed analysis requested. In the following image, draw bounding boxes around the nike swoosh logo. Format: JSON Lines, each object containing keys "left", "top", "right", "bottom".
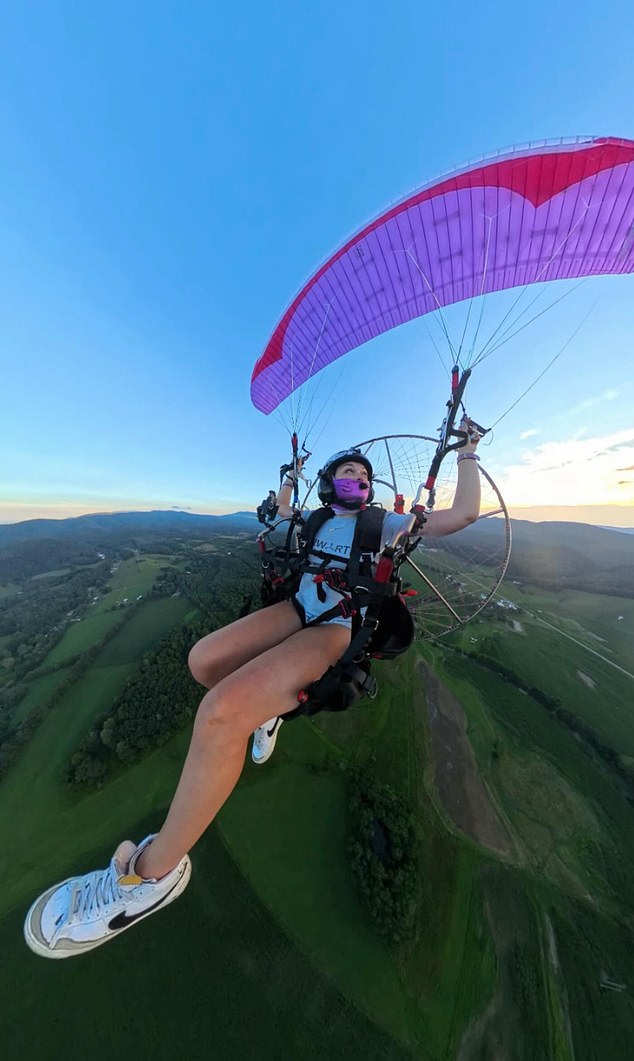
{"left": 266, "top": 720, "right": 280, "bottom": 738}
{"left": 108, "top": 869, "right": 185, "bottom": 931}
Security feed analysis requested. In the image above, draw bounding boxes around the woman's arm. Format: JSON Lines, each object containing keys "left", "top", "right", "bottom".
{"left": 276, "top": 458, "right": 304, "bottom": 519}
{"left": 420, "top": 423, "right": 482, "bottom": 538}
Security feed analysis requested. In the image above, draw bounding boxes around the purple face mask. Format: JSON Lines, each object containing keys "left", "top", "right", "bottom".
{"left": 332, "top": 477, "right": 369, "bottom": 504}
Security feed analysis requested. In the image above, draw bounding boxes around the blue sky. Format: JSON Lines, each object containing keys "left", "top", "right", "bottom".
{"left": 1, "top": 1, "right": 633, "bottom": 525}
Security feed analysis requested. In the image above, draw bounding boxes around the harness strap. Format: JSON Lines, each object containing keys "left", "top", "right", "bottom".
{"left": 346, "top": 505, "right": 384, "bottom": 587}
{"left": 300, "top": 505, "right": 394, "bottom": 628}
{"left": 281, "top": 598, "right": 383, "bottom": 722}
{"left": 299, "top": 505, "right": 336, "bottom": 549}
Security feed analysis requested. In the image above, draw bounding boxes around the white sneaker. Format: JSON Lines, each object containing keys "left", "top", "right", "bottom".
{"left": 251, "top": 717, "right": 283, "bottom": 764}
{"left": 24, "top": 835, "right": 191, "bottom": 959}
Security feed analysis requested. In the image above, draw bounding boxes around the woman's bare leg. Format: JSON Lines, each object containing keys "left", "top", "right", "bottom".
{"left": 136, "top": 622, "right": 350, "bottom": 879}
{"left": 188, "top": 601, "right": 302, "bottom": 688}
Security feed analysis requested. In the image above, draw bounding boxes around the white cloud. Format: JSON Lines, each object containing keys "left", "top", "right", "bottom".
{"left": 496, "top": 427, "right": 634, "bottom": 507}
{"left": 568, "top": 388, "right": 620, "bottom": 416}
{"left": 519, "top": 428, "right": 538, "bottom": 440}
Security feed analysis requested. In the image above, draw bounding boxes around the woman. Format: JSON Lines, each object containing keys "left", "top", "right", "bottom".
{"left": 24, "top": 428, "right": 481, "bottom": 959}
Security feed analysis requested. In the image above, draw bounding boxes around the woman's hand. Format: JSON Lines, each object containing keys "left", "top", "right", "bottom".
{"left": 277, "top": 456, "right": 305, "bottom": 517}
{"left": 458, "top": 416, "right": 481, "bottom": 455}
{"left": 283, "top": 456, "right": 305, "bottom": 483}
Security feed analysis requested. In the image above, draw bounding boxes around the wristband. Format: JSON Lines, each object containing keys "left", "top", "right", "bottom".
{"left": 457, "top": 453, "right": 480, "bottom": 463}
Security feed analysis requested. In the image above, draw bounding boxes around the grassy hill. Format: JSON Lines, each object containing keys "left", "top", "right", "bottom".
{"left": 0, "top": 514, "right": 633, "bottom": 1059}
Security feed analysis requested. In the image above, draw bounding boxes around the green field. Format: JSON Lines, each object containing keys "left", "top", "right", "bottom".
{"left": 93, "top": 555, "right": 172, "bottom": 612}
{"left": 0, "top": 662, "right": 498, "bottom": 1059}
{"left": 0, "top": 819, "right": 413, "bottom": 1061}
{"left": 12, "top": 669, "right": 71, "bottom": 725}
{"left": 421, "top": 593, "right": 634, "bottom": 1058}
{"left": 0, "top": 595, "right": 192, "bottom": 915}
{"left": 448, "top": 593, "right": 634, "bottom": 757}
{"left": 6, "top": 556, "right": 181, "bottom": 733}
{"left": 42, "top": 556, "right": 173, "bottom": 666}
{"left": 489, "top": 581, "right": 634, "bottom": 675}
{"left": 1, "top": 555, "right": 633, "bottom": 1059}
{"left": 431, "top": 637, "right": 634, "bottom": 907}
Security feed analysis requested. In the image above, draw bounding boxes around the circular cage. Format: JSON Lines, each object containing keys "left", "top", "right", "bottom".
{"left": 352, "top": 434, "right": 511, "bottom": 639}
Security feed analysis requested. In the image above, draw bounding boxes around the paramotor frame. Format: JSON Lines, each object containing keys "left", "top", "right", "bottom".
{"left": 353, "top": 433, "right": 512, "bottom": 640}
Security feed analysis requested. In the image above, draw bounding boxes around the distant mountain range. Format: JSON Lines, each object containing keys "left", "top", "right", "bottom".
{"left": 464, "top": 516, "right": 634, "bottom": 595}
{"left": 0, "top": 509, "right": 632, "bottom": 595}
{"left": 0, "top": 509, "right": 259, "bottom": 547}
{"left": 0, "top": 510, "right": 259, "bottom": 581}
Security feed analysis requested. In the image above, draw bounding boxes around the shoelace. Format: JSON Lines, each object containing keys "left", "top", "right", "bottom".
{"left": 68, "top": 863, "right": 126, "bottom": 922}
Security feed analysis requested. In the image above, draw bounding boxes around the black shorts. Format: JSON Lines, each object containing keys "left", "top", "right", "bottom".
{"left": 290, "top": 594, "right": 307, "bottom": 627}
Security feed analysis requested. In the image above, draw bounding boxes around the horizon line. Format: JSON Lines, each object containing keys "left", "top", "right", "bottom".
{"left": 1, "top": 502, "right": 633, "bottom": 530}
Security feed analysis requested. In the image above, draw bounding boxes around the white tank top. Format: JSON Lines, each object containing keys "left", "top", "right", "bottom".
{"left": 294, "top": 509, "right": 412, "bottom": 627}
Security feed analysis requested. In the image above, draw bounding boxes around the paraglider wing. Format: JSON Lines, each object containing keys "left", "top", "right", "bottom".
{"left": 251, "top": 137, "right": 634, "bottom": 414}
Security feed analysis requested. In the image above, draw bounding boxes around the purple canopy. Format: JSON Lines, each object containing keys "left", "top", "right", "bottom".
{"left": 251, "top": 137, "right": 634, "bottom": 414}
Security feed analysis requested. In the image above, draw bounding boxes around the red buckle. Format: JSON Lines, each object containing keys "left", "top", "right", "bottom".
{"left": 297, "top": 690, "right": 309, "bottom": 704}
{"left": 337, "top": 599, "right": 356, "bottom": 619}
{"left": 375, "top": 556, "right": 394, "bottom": 584}
{"left": 314, "top": 570, "right": 349, "bottom": 591}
